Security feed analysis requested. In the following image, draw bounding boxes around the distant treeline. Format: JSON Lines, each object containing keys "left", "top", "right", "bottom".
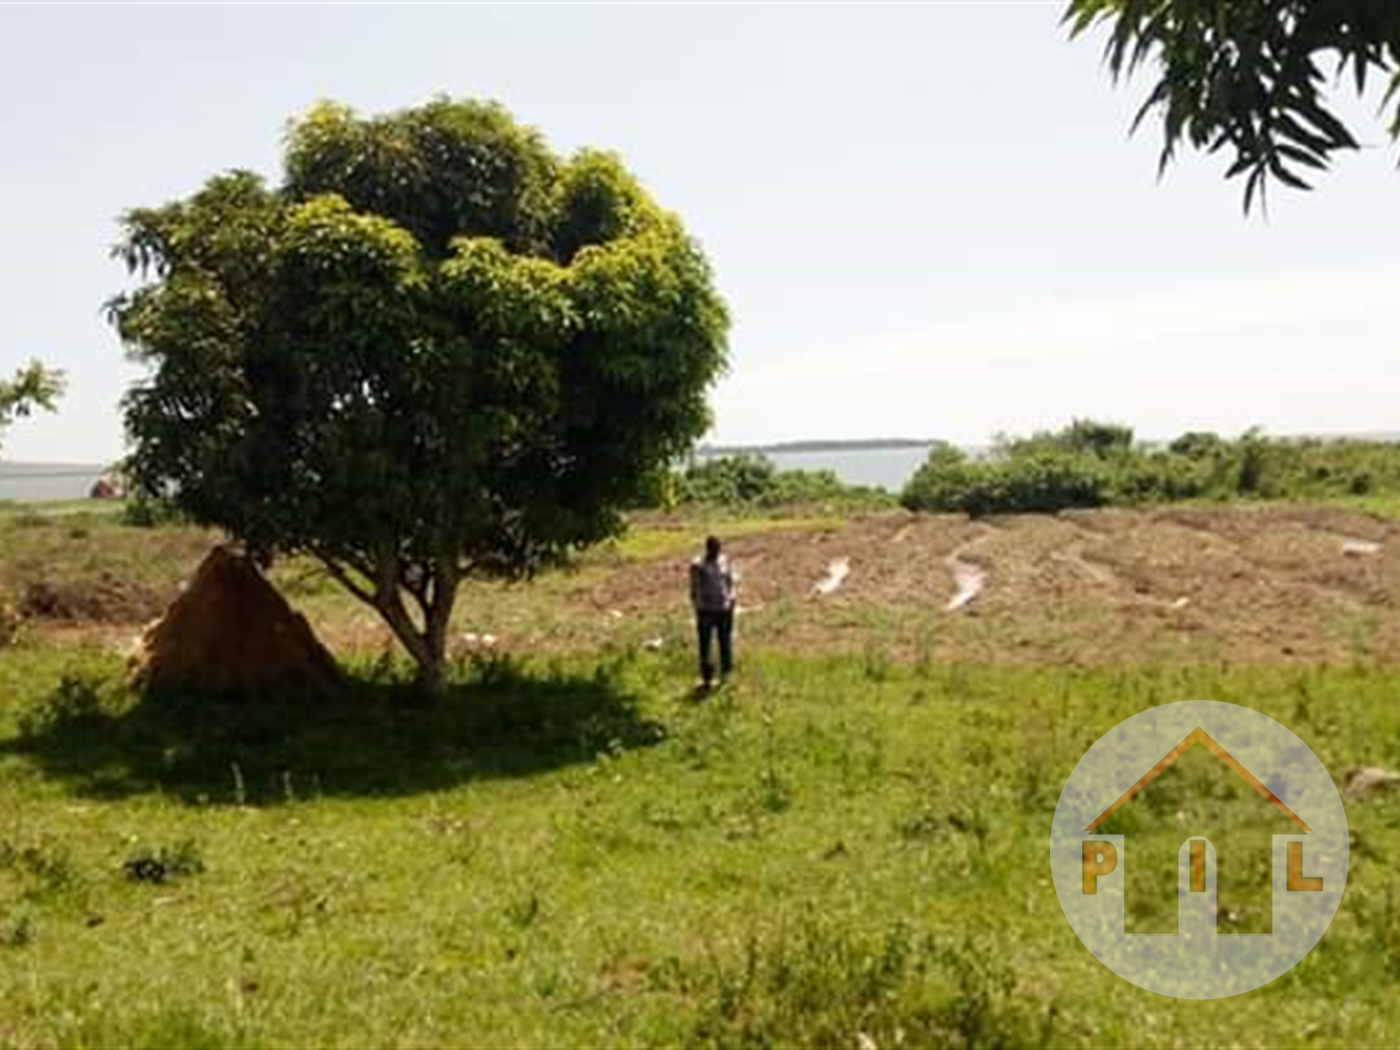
{"left": 672, "top": 421, "right": 1400, "bottom": 516}
{"left": 900, "top": 420, "right": 1400, "bottom": 515}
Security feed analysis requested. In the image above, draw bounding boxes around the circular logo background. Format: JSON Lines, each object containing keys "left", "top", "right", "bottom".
{"left": 1050, "top": 701, "right": 1348, "bottom": 999}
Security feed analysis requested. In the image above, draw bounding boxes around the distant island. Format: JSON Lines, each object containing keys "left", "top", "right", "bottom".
{"left": 697, "top": 438, "right": 932, "bottom": 456}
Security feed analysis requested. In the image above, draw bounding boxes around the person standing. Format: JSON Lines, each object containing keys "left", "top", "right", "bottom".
{"left": 690, "top": 535, "right": 736, "bottom": 690}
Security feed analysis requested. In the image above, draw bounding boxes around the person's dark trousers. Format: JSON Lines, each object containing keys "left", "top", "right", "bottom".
{"left": 696, "top": 608, "right": 735, "bottom": 685}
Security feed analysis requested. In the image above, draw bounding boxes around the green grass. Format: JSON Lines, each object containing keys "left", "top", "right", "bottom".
{"left": 0, "top": 508, "right": 213, "bottom": 593}
{"left": 1156, "top": 493, "right": 1400, "bottom": 523}
{"left": 0, "top": 500, "right": 124, "bottom": 519}
{"left": 0, "top": 643, "right": 1397, "bottom": 1048}
{"left": 1334, "top": 493, "right": 1400, "bottom": 522}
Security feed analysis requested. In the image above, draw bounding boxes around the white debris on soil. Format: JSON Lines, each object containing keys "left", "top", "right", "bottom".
{"left": 1341, "top": 538, "right": 1382, "bottom": 557}
{"left": 944, "top": 556, "right": 986, "bottom": 612}
{"left": 1342, "top": 766, "right": 1400, "bottom": 800}
{"left": 607, "top": 609, "right": 624, "bottom": 620}
{"left": 1170, "top": 596, "right": 1191, "bottom": 610}
{"left": 813, "top": 557, "right": 850, "bottom": 596}
{"left": 461, "top": 631, "right": 498, "bottom": 648}
{"left": 642, "top": 636, "right": 664, "bottom": 652}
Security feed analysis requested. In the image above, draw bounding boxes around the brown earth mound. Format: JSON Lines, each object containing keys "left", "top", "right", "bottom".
{"left": 131, "top": 545, "right": 342, "bottom": 695}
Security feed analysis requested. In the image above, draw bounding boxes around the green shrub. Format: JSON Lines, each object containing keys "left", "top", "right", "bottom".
{"left": 1000, "top": 418, "right": 1134, "bottom": 460}
{"left": 902, "top": 447, "right": 1108, "bottom": 515}
{"left": 122, "top": 840, "right": 205, "bottom": 884}
{"left": 1107, "top": 452, "right": 1210, "bottom": 503}
{"left": 1168, "top": 430, "right": 1228, "bottom": 460}
{"left": 671, "top": 454, "right": 892, "bottom": 510}
{"left": 899, "top": 442, "right": 977, "bottom": 510}
{"left": 121, "top": 493, "right": 185, "bottom": 528}
{"left": 676, "top": 454, "right": 778, "bottom": 505}
{"left": 903, "top": 420, "right": 1400, "bottom": 515}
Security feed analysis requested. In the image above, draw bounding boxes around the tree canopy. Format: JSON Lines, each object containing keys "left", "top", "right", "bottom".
{"left": 111, "top": 98, "right": 729, "bottom": 692}
{"left": 1066, "top": 0, "right": 1400, "bottom": 211}
{"left": 0, "top": 360, "right": 65, "bottom": 455}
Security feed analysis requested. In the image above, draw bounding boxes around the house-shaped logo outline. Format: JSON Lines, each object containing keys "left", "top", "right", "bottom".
{"left": 1084, "top": 725, "right": 1310, "bottom": 834}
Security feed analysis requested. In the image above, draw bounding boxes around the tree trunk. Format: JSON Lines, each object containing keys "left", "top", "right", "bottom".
{"left": 369, "top": 559, "right": 459, "bottom": 701}
{"left": 416, "top": 651, "right": 448, "bottom": 699}
{"left": 319, "top": 552, "right": 462, "bottom": 702}
{"left": 420, "top": 564, "right": 459, "bottom": 699}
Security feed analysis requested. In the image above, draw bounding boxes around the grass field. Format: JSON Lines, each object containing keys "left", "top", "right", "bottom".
{"left": 1, "top": 503, "right": 1399, "bottom": 1047}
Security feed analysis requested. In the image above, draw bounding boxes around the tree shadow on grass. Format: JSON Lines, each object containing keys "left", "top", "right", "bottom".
{"left": 1, "top": 657, "right": 666, "bottom": 805}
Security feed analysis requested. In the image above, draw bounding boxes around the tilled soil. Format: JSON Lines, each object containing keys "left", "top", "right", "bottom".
{"left": 582, "top": 513, "right": 985, "bottom": 614}
{"left": 568, "top": 505, "right": 1400, "bottom": 664}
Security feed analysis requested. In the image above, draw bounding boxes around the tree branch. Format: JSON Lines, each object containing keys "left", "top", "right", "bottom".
{"left": 316, "top": 555, "right": 377, "bottom": 606}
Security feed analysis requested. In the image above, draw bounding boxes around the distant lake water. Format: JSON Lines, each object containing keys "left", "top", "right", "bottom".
{"left": 0, "top": 463, "right": 107, "bottom": 502}
{"left": 1, "top": 449, "right": 933, "bottom": 504}
{"left": 699, "top": 445, "right": 933, "bottom": 492}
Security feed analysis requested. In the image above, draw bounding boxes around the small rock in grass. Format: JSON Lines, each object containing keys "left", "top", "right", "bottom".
{"left": 1342, "top": 767, "right": 1400, "bottom": 800}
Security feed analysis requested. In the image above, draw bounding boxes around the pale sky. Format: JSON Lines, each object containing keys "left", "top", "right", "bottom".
{"left": 3, "top": 3, "right": 1399, "bottom": 463}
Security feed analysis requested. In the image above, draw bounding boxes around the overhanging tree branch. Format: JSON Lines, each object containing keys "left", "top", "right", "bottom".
{"left": 1066, "top": 0, "right": 1400, "bottom": 212}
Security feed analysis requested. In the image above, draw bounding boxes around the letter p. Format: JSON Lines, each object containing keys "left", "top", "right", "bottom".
{"left": 1082, "top": 840, "right": 1117, "bottom": 894}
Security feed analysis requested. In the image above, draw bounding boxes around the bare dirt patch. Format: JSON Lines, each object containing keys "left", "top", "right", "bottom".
{"left": 18, "top": 575, "right": 172, "bottom": 624}
{"left": 1, "top": 514, "right": 217, "bottom": 631}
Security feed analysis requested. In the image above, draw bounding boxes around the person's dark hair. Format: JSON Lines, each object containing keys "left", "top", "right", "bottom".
{"left": 704, "top": 535, "right": 721, "bottom": 560}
